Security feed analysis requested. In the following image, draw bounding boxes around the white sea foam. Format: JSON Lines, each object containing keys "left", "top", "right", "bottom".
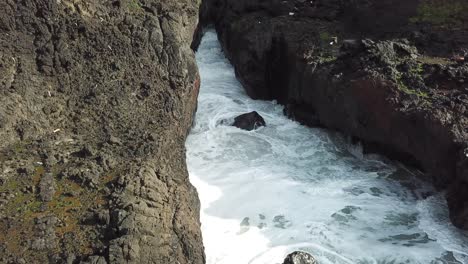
{"left": 186, "top": 30, "right": 468, "bottom": 264}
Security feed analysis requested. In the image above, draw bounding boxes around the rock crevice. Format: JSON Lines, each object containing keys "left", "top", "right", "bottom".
{"left": 199, "top": 0, "right": 468, "bottom": 229}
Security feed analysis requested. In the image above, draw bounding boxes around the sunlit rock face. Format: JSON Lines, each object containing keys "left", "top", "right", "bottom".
{"left": 0, "top": 1, "right": 203, "bottom": 263}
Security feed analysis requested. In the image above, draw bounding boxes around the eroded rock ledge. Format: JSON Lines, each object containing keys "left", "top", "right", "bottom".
{"left": 0, "top": 0, "right": 204, "bottom": 263}
{"left": 199, "top": 0, "right": 468, "bottom": 229}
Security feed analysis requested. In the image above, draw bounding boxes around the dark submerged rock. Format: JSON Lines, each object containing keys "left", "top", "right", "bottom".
{"left": 283, "top": 251, "right": 318, "bottom": 264}
{"left": 232, "top": 111, "right": 266, "bottom": 131}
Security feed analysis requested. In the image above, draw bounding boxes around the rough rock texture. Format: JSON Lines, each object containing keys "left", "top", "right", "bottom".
{"left": 0, "top": 0, "right": 204, "bottom": 263}
{"left": 283, "top": 251, "right": 318, "bottom": 264}
{"left": 232, "top": 111, "right": 266, "bottom": 131}
{"left": 200, "top": 0, "right": 468, "bottom": 229}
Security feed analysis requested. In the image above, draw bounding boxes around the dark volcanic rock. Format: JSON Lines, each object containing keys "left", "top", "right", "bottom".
{"left": 232, "top": 111, "right": 266, "bottom": 131}
{"left": 0, "top": 0, "right": 203, "bottom": 263}
{"left": 200, "top": 0, "right": 468, "bottom": 229}
{"left": 283, "top": 251, "right": 318, "bottom": 264}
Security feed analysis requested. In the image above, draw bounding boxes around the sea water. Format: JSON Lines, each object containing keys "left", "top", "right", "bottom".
{"left": 186, "top": 30, "right": 468, "bottom": 264}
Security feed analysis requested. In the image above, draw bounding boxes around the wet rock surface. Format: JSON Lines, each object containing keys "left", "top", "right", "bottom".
{"left": 232, "top": 111, "right": 266, "bottom": 131}
{"left": 0, "top": 0, "right": 204, "bottom": 263}
{"left": 200, "top": 0, "right": 468, "bottom": 229}
{"left": 283, "top": 251, "right": 318, "bottom": 264}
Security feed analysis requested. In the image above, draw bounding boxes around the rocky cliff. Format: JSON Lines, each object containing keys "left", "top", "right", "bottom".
{"left": 0, "top": 0, "right": 204, "bottom": 263}
{"left": 1, "top": 0, "right": 467, "bottom": 262}
{"left": 199, "top": 0, "right": 468, "bottom": 229}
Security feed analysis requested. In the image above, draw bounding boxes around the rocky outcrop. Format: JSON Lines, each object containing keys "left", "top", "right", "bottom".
{"left": 283, "top": 251, "right": 318, "bottom": 264}
{"left": 200, "top": 0, "right": 468, "bottom": 229}
{"left": 0, "top": 0, "right": 204, "bottom": 263}
{"left": 232, "top": 111, "right": 266, "bottom": 131}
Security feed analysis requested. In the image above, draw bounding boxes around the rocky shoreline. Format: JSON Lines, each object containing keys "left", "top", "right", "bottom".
{"left": 1, "top": 0, "right": 468, "bottom": 263}
{"left": 199, "top": 0, "right": 468, "bottom": 229}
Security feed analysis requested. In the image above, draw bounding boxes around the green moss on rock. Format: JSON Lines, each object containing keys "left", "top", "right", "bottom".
{"left": 127, "top": 0, "right": 142, "bottom": 13}
{"left": 394, "top": 71, "right": 430, "bottom": 100}
{"left": 410, "top": 0, "right": 468, "bottom": 28}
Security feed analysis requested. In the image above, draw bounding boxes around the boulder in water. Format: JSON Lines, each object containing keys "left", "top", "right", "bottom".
{"left": 283, "top": 251, "right": 318, "bottom": 264}
{"left": 232, "top": 111, "right": 266, "bottom": 131}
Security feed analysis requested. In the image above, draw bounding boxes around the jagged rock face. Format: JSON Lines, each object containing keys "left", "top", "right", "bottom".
{"left": 200, "top": 0, "right": 468, "bottom": 229}
{"left": 232, "top": 111, "right": 266, "bottom": 131}
{"left": 0, "top": 0, "right": 204, "bottom": 263}
{"left": 283, "top": 251, "right": 318, "bottom": 264}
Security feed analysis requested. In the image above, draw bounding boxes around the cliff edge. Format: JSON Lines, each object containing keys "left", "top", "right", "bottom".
{"left": 0, "top": 0, "right": 204, "bottom": 263}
